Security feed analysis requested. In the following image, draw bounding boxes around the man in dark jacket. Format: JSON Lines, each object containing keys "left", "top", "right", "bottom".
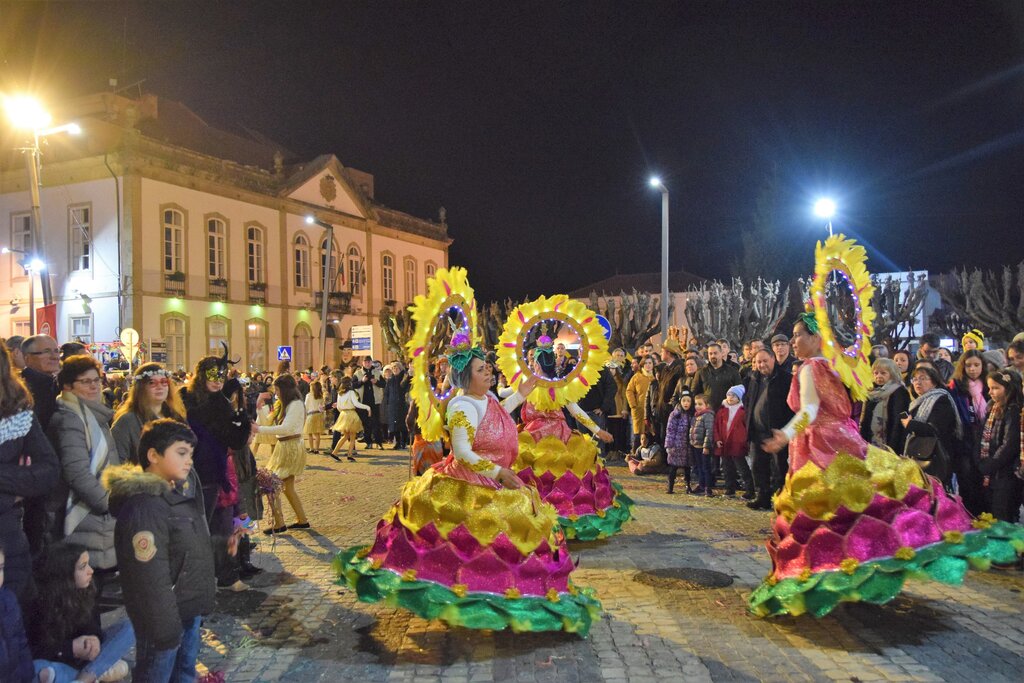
{"left": 692, "top": 343, "right": 742, "bottom": 411}
{"left": 106, "top": 419, "right": 216, "bottom": 681}
{"left": 576, "top": 366, "right": 618, "bottom": 457}
{"left": 745, "top": 350, "right": 795, "bottom": 509}
{"left": 20, "top": 334, "right": 61, "bottom": 554}
{"left": 770, "top": 333, "right": 796, "bottom": 376}
{"left": 353, "top": 357, "right": 384, "bottom": 448}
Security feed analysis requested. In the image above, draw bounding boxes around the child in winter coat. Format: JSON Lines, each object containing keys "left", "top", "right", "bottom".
{"left": 689, "top": 394, "right": 716, "bottom": 496}
{"left": 665, "top": 390, "right": 695, "bottom": 493}
{"left": 713, "top": 385, "right": 754, "bottom": 499}
{"left": 0, "top": 545, "right": 34, "bottom": 683}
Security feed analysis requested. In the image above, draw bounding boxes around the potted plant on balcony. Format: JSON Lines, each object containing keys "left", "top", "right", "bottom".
{"left": 167, "top": 271, "right": 186, "bottom": 282}
{"left": 210, "top": 277, "right": 228, "bottom": 287}
{"left": 249, "top": 281, "right": 267, "bottom": 292}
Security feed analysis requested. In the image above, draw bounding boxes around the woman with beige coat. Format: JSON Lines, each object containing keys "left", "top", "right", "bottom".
{"left": 625, "top": 355, "right": 655, "bottom": 451}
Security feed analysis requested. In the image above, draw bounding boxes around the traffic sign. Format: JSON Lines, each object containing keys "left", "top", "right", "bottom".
{"left": 277, "top": 345, "right": 292, "bottom": 361}
{"left": 595, "top": 314, "right": 612, "bottom": 341}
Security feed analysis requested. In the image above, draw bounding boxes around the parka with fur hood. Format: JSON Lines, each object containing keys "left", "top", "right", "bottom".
{"left": 103, "top": 463, "right": 215, "bottom": 650}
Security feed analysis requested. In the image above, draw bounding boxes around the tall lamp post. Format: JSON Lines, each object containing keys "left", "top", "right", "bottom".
{"left": 307, "top": 216, "right": 335, "bottom": 367}
{"left": 649, "top": 177, "right": 670, "bottom": 342}
{"left": 3, "top": 95, "right": 81, "bottom": 309}
{"left": 1, "top": 247, "right": 45, "bottom": 334}
{"left": 814, "top": 197, "right": 836, "bottom": 237}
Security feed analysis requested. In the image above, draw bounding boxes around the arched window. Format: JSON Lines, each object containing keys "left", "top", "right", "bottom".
{"left": 320, "top": 237, "right": 340, "bottom": 291}
{"left": 207, "top": 217, "right": 226, "bottom": 279}
{"left": 206, "top": 316, "right": 230, "bottom": 356}
{"left": 293, "top": 323, "right": 313, "bottom": 370}
{"left": 404, "top": 257, "right": 417, "bottom": 302}
{"left": 246, "top": 225, "right": 265, "bottom": 283}
{"left": 425, "top": 260, "right": 437, "bottom": 286}
{"left": 162, "top": 314, "right": 187, "bottom": 371}
{"left": 294, "top": 234, "right": 311, "bottom": 290}
{"left": 163, "top": 209, "right": 184, "bottom": 273}
{"left": 382, "top": 253, "right": 395, "bottom": 302}
{"left": 347, "top": 245, "right": 363, "bottom": 297}
{"left": 246, "top": 319, "right": 268, "bottom": 372}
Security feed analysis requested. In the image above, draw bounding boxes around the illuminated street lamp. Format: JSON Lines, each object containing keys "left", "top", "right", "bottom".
{"left": 1, "top": 246, "right": 45, "bottom": 334}
{"left": 649, "top": 177, "right": 670, "bottom": 342}
{"left": 814, "top": 197, "right": 837, "bottom": 236}
{"left": 3, "top": 94, "right": 81, "bottom": 308}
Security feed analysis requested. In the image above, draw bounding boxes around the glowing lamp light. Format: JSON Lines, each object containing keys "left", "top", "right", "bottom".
{"left": 66, "top": 123, "right": 82, "bottom": 135}
{"left": 0, "top": 247, "right": 9, "bottom": 255}
{"left": 3, "top": 95, "right": 52, "bottom": 130}
{"left": 649, "top": 176, "right": 662, "bottom": 188}
{"left": 305, "top": 215, "right": 315, "bottom": 224}
{"left": 813, "top": 197, "right": 837, "bottom": 219}
{"left": 28, "top": 259, "right": 44, "bottom": 272}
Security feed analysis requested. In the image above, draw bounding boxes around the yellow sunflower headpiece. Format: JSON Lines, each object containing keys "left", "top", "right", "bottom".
{"left": 496, "top": 294, "right": 609, "bottom": 410}
{"left": 406, "top": 267, "right": 479, "bottom": 441}
{"left": 809, "top": 234, "right": 876, "bottom": 402}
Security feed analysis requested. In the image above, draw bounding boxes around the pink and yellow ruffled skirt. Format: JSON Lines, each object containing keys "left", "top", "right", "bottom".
{"left": 514, "top": 432, "right": 634, "bottom": 541}
{"left": 750, "top": 446, "right": 1024, "bottom": 617}
{"left": 334, "top": 467, "right": 601, "bottom": 634}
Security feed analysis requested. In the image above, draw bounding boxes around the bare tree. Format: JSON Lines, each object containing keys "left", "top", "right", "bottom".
{"left": 869, "top": 273, "right": 930, "bottom": 347}
{"left": 585, "top": 289, "right": 670, "bottom": 353}
{"left": 684, "top": 278, "right": 789, "bottom": 346}
{"left": 379, "top": 306, "right": 415, "bottom": 360}
{"left": 934, "top": 262, "right": 1024, "bottom": 343}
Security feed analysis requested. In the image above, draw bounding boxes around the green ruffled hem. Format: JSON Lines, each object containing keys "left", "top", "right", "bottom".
{"left": 560, "top": 484, "right": 635, "bottom": 541}
{"left": 332, "top": 547, "right": 603, "bottom": 636}
{"left": 749, "top": 521, "right": 1024, "bottom": 618}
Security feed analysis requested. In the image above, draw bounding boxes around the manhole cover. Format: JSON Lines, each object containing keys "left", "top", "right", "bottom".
{"left": 633, "top": 567, "right": 734, "bottom": 590}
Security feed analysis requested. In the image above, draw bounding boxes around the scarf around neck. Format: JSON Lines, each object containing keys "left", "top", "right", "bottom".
{"left": 909, "top": 387, "right": 963, "bottom": 440}
{"left": 58, "top": 392, "right": 110, "bottom": 536}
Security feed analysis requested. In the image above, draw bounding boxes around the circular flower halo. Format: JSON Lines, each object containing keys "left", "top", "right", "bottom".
{"left": 496, "top": 295, "right": 609, "bottom": 411}
{"left": 810, "top": 234, "right": 876, "bottom": 402}
{"left": 406, "top": 266, "right": 479, "bottom": 441}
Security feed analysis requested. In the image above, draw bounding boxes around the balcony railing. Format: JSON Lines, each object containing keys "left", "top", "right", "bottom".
{"left": 248, "top": 283, "right": 267, "bottom": 304}
{"left": 164, "top": 273, "right": 186, "bottom": 297}
{"left": 314, "top": 291, "right": 353, "bottom": 316}
{"left": 209, "top": 280, "right": 228, "bottom": 300}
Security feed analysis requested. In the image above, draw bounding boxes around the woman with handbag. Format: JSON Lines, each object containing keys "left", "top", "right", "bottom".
{"left": 976, "top": 369, "right": 1023, "bottom": 523}
{"left": 901, "top": 365, "right": 961, "bottom": 489}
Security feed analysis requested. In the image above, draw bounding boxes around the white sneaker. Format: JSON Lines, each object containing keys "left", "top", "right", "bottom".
{"left": 98, "top": 659, "right": 130, "bottom": 681}
{"left": 218, "top": 579, "right": 249, "bottom": 592}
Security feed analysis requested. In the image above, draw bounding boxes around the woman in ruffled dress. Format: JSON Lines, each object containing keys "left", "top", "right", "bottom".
{"left": 336, "top": 334, "right": 601, "bottom": 635}
{"left": 256, "top": 374, "right": 309, "bottom": 534}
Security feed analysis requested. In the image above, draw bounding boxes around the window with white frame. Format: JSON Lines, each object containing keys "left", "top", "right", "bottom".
{"left": 293, "top": 324, "right": 312, "bottom": 370}
{"left": 246, "top": 319, "right": 268, "bottom": 372}
{"left": 207, "top": 317, "right": 229, "bottom": 355}
{"left": 69, "top": 315, "right": 93, "bottom": 343}
{"left": 163, "top": 316, "right": 186, "bottom": 370}
{"left": 207, "top": 218, "right": 226, "bottom": 279}
{"left": 10, "top": 213, "right": 32, "bottom": 277}
{"left": 12, "top": 320, "right": 30, "bottom": 338}
{"left": 69, "top": 206, "right": 91, "bottom": 271}
{"left": 294, "top": 235, "right": 310, "bottom": 289}
{"left": 382, "top": 253, "right": 395, "bottom": 301}
{"left": 247, "top": 225, "right": 264, "bottom": 283}
{"left": 163, "top": 209, "right": 184, "bottom": 273}
{"left": 320, "top": 238, "right": 339, "bottom": 291}
{"left": 347, "top": 245, "right": 362, "bottom": 296}
{"left": 404, "top": 257, "right": 417, "bottom": 301}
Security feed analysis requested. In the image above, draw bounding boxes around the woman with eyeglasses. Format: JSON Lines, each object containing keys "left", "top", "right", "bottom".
{"left": 47, "top": 355, "right": 120, "bottom": 574}
{"left": 901, "top": 365, "right": 961, "bottom": 489}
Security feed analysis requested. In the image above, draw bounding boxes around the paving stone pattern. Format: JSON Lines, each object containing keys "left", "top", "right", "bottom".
{"left": 139, "top": 449, "right": 1024, "bottom": 682}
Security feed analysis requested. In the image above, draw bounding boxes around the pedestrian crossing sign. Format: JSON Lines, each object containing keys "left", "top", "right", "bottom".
{"left": 277, "top": 346, "right": 292, "bottom": 361}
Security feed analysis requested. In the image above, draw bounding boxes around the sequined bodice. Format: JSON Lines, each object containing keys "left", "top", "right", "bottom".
{"left": 788, "top": 358, "right": 854, "bottom": 424}
{"left": 521, "top": 402, "right": 571, "bottom": 443}
{"left": 473, "top": 394, "right": 520, "bottom": 469}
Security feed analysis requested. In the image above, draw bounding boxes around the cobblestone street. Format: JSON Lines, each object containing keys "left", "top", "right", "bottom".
{"left": 186, "top": 449, "right": 1024, "bottom": 682}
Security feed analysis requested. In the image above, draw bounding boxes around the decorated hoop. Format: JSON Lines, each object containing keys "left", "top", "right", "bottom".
{"left": 810, "top": 234, "right": 876, "bottom": 402}
{"left": 406, "top": 267, "right": 479, "bottom": 441}
{"left": 496, "top": 295, "right": 609, "bottom": 411}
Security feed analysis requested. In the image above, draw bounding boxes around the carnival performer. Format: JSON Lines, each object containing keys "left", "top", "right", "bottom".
{"left": 512, "top": 338, "right": 634, "bottom": 540}
{"left": 334, "top": 331, "right": 601, "bottom": 635}
{"left": 256, "top": 374, "right": 310, "bottom": 534}
{"left": 750, "top": 235, "right": 1024, "bottom": 618}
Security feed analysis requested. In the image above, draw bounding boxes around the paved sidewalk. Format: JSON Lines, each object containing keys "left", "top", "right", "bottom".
{"left": 183, "top": 449, "right": 1024, "bottom": 682}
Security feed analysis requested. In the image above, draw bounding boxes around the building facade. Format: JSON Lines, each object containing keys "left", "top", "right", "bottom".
{"left": 0, "top": 93, "right": 449, "bottom": 371}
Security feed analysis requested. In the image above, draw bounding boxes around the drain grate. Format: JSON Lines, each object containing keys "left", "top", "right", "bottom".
{"left": 633, "top": 567, "right": 734, "bottom": 590}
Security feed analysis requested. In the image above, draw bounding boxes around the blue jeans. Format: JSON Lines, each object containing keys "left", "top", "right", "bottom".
{"left": 694, "top": 450, "right": 714, "bottom": 490}
{"left": 134, "top": 615, "right": 202, "bottom": 683}
{"left": 34, "top": 619, "right": 135, "bottom": 682}
{"left": 586, "top": 411, "right": 609, "bottom": 457}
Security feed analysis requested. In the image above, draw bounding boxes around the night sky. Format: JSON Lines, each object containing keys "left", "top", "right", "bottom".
{"left": 2, "top": 1, "right": 1024, "bottom": 303}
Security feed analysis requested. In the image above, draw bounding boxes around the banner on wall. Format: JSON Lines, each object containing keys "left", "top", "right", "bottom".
{"left": 35, "top": 304, "right": 57, "bottom": 338}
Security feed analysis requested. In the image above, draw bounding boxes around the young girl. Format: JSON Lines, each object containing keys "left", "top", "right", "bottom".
{"left": 689, "top": 394, "right": 715, "bottom": 497}
{"left": 664, "top": 390, "right": 694, "bottom": 494}
{"left": 977, "top": 369, "right": 1023, "bottom": 524}
{"left": 713, "top": 385, "right": 752, "bottom": 499}
{"left": 30, "top": 542, "right": 134, "bottom": 683}
{"left": 303, "top": 381, "right": 326, "bottom": 454}
{"left": 331, "top": 377, "right": 369, "bottom": 462}
{"left": 256, "top": 375, "right": 310, "bottom": 534}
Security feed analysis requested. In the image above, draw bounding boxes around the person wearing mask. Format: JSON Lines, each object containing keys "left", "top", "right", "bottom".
{"left": 917, "top": 333, "right": 954, "bottom": 383}
{"left": 947, "top": 350, "right": 988, "bottom": 515}
{"left": 975, "top": 369, "right": 1023, "bottom": 524}
{"left": 745, "top": 349, "right": 795, "bottom": 510}
{"left": 859, "top": 358, "right": 911, "bottom": 453}
{"left": 625, "top": 356, "right": 654, "bottom": 451}
{"left": 902, "top": 365, "right": 962, "bottom": 489}
{"left": 47, "top": 356, "right": 120, "bottom": 577}
{"left": 770, "top": 334, "right": 795, "bottom": 376}
{"left": 691, "top": 342, "right": 742, "bottom": 412}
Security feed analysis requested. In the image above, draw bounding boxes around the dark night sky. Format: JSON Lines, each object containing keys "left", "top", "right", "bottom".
{"left": 3, "top": 1, "right": 1024, "bottom": 302}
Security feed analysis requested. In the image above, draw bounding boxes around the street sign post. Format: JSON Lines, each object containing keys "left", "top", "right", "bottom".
{"left": 277, "top": 345, "right": 293, "bottom": 362}
{"left": 350, "top": 324, "right": 374, "bottom": 357}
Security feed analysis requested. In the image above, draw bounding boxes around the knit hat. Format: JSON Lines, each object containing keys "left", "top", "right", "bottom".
{"left": 726, "top": 384, "right": 745, "bottom": 401}
{"left": 961, "top": 329, "right": 985, "bottom": 351}
{"left": 676, "top": 388, "right": 692, "bottom": 404}
{"left": 981, "top": 350, "right": 1006, "bottom": 370}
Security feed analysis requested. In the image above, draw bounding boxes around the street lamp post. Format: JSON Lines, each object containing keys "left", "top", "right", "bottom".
{"left": 650, "top": 177, "right": 670, "bottom": 342}
{"left": 814, "top": 197, "right": 836, "bottom": 237}
{"left": 307, "top": 216, "right": 335, "bottom": 367}
{"left": 3, "top": 95, "right": 82, "bottom": 309}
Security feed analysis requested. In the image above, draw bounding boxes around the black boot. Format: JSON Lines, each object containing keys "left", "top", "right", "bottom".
{"left": 667, "top": 466, "right": 677, "bottom": 494}
{"left": 238, "top": 535, "right": 263, "bottom": 577}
